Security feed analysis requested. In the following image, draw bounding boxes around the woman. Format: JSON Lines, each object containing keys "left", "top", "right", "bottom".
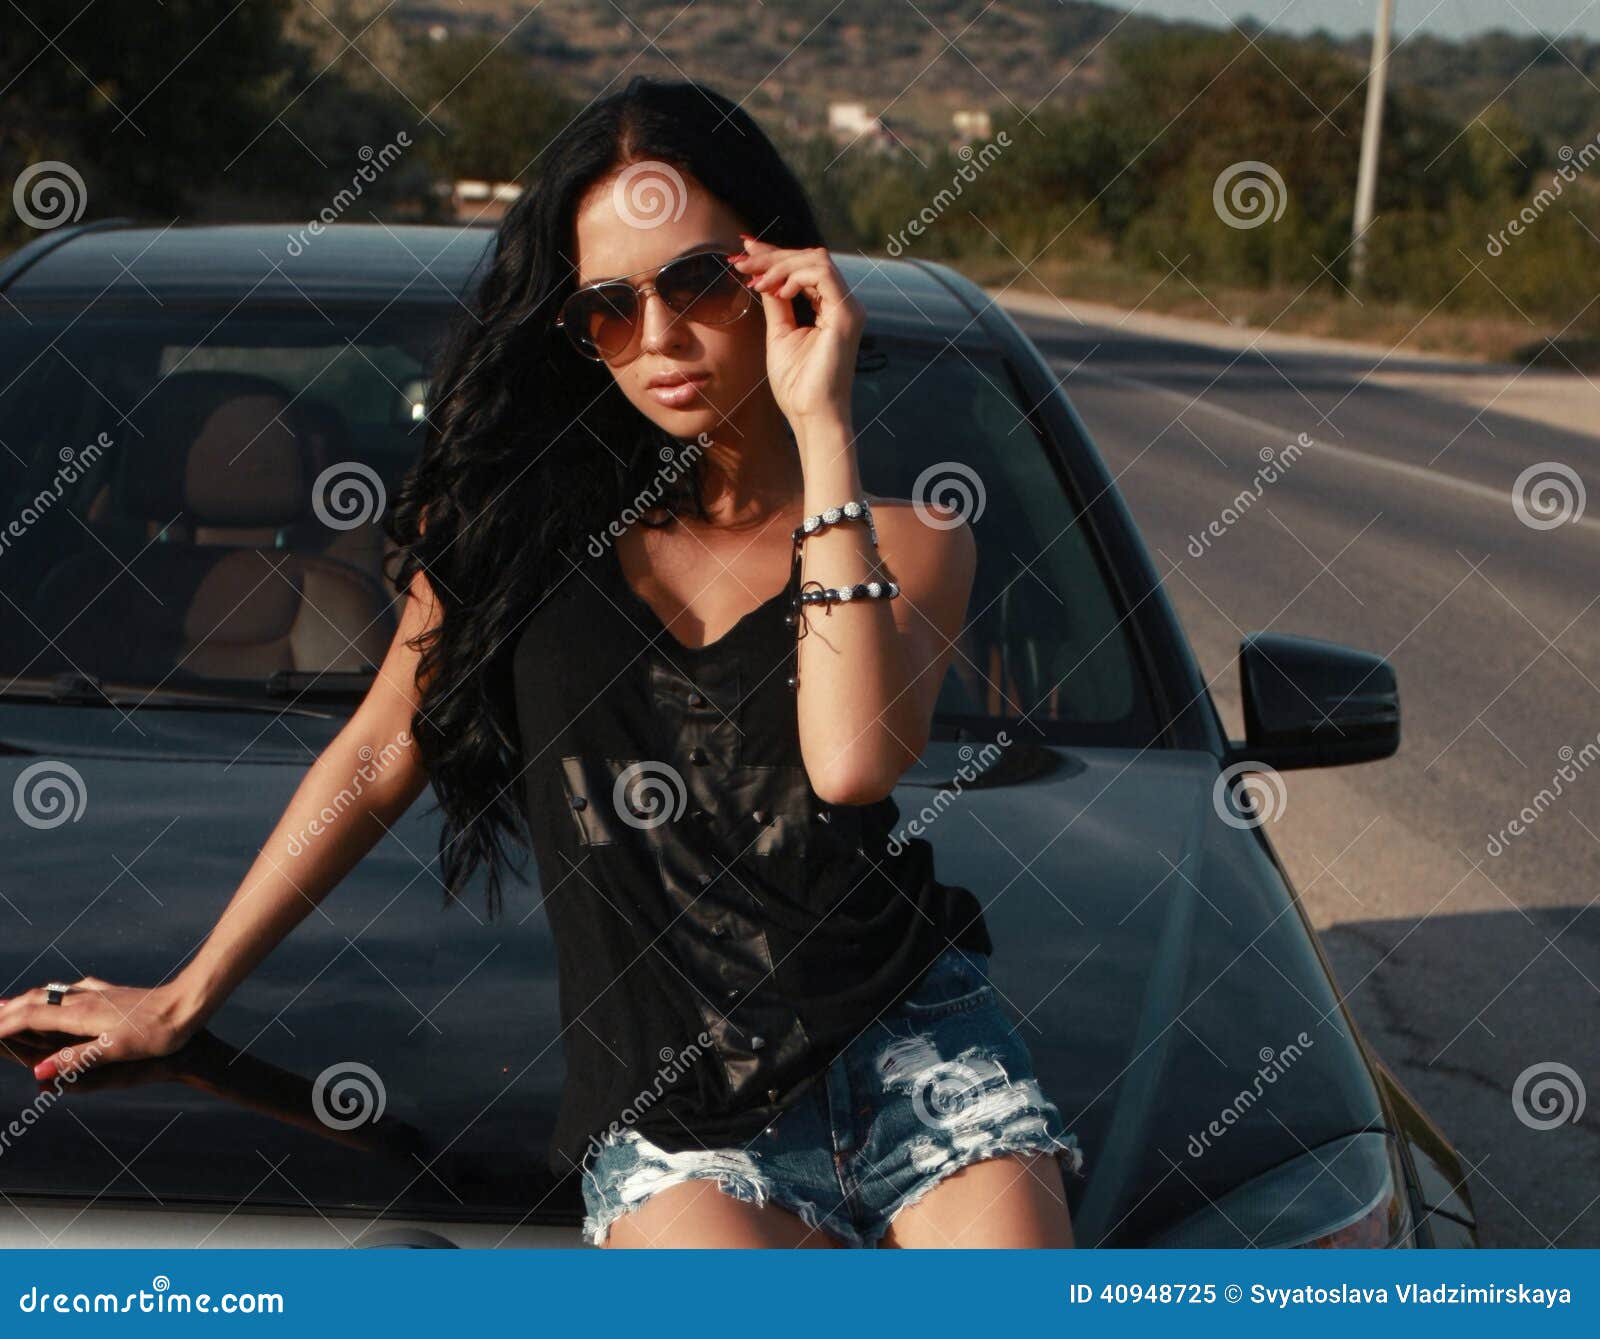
{"left": 0, "top": 75, "right": 1084, "bottom": 1248}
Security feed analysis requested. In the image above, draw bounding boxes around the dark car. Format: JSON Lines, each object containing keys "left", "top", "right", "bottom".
{"left": 0, "top": 221, "right": 1477, "bottom": 1248}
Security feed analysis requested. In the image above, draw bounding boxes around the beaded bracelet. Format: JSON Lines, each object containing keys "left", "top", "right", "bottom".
{"left": 797, "top": 577, "right": 900, "bottom": 607}
{"left": 791, "top": 497, "right": 877, "bottom": 549}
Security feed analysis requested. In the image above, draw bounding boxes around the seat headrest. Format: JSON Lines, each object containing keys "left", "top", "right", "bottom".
{"left": 121, "top": 371, "right": 309, "bottom": 528}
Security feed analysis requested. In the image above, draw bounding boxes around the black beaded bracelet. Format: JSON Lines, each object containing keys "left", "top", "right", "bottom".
{"left": 796, "top": 577, "right": 900, "bottom": 606}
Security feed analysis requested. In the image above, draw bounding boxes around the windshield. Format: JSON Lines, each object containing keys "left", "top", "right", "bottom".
{"left": 0, "top": 303, "right": 433, "bottom": 703}
{"left": 0, "top": 305, "right": 1158, "bottom": 742}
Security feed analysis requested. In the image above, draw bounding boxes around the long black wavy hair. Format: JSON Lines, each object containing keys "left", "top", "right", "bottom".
{"left": 383, "top": 75, "right": 827, "bottom": 921}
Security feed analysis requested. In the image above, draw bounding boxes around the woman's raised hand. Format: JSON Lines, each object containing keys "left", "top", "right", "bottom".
{"left": 731, "top": 234, "right": 865, "bottom": 428}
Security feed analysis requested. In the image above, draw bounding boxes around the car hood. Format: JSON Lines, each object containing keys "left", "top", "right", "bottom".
{"left": 0, "top": 709, "right": 1381, "bottom": 1244}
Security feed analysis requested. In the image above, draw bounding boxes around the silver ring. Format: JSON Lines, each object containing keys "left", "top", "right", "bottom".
{"left": 44, "top": 982, "right": 74, "bottom": 1006}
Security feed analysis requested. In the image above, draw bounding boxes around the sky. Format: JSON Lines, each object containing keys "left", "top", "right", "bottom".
{"left": 1111, "top": 0, "right": 1600, "bottom": 40}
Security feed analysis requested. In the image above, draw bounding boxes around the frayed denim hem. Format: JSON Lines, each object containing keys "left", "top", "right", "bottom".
{"left": 581, "top": 1152, "right": 860, "bottom": 1248}
{"left": 859, "top": 1036, "right": 1088, "bottom": 1248}
{"left": 857, "top": 1128, "right": 1086, "bottom": 1249}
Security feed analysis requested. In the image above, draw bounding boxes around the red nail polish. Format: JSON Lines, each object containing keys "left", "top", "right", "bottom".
{"left": 34, "top": 1058, "right": 58, "bottom": 1081}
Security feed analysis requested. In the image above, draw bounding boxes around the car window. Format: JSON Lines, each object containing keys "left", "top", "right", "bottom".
{"left": 0, "top": 304, "right": 437, "bottom": 696}
{"left": 852, "top": 338, "right": 1159, "bottom": 746}
{"left": 0, "top": 307, "right": 1158, "bottom": 742}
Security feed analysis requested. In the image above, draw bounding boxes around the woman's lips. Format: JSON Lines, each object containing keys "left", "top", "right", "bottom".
{"left": 646, "top": 373, "right": 708, "bottom": 407}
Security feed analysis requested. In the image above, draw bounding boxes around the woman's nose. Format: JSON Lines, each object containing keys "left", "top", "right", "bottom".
{"left": 637, "top": 288, "right": 686, "bottom": 354}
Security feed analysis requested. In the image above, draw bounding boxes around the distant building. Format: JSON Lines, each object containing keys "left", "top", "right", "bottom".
{"left": 827, "top": 101, "right": 896, "bottom": 152}
{"left": 952, "top": 109, "right": 992, "bottom": 144}
{"left": 442, "top": 179, "right": 524, "bottom": 224}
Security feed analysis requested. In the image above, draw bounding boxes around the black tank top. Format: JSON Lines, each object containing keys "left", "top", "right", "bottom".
{"left": 511, "top": 525, "right": 993, "bottom": 1178}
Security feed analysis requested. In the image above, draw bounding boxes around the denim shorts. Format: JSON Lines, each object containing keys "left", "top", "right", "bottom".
{"left": 579, "top": 945, "right": 1087, "bottom": 1247}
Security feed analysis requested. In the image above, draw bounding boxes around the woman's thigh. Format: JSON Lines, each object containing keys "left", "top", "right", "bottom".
{"left": 602, "top": 1178, "right": 842, "bottom": 1248}
{"left": 876, "top": 1149, "right": 1076, "bottom": 1248}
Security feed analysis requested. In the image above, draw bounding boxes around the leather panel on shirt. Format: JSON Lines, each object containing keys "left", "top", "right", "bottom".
{"left": 642, "top": 652, "right": 815, "bottom": 1102}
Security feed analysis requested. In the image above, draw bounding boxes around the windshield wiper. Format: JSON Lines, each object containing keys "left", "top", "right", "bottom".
{"left": 264, "top": 668, "right": 376, "bottom": 699}
{"left": 0, "top": 671, "right": 338, "bottom": 715}
{"left": 39, "top": 670, "right": 113, "bottom": 704}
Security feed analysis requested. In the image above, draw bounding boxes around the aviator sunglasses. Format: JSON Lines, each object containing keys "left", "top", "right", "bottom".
{"left": 554, "top": 249, "right": 755, "bottom": 361}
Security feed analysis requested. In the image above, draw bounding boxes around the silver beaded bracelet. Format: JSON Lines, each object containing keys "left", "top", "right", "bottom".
{"left": 791, "top": 497, "right": 877, "bottom": 548}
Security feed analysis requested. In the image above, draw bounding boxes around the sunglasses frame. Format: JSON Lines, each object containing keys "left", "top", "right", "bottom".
{"left": 553, "top": 248, "right": 755, "bottom": 361}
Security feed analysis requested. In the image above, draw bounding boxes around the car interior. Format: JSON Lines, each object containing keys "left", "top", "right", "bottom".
{"left": 0, "top": 311, "right": 427, "bottom": 694}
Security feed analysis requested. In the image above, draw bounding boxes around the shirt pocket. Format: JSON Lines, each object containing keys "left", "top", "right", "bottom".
{"left": 559, "top": 754, "right": 690, "bottom": 848}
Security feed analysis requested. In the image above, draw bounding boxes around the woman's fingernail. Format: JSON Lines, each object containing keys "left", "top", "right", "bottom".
{"left": 34, "top": 1058, "right": 58, "bottom": 1081}
{"left": 725, "top": 252, "right": 747, "bottom": 263}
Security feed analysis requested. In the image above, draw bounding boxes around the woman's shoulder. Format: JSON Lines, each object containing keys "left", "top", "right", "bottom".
{"left": 862, "top": 492, "right": 976, "bottom": 550}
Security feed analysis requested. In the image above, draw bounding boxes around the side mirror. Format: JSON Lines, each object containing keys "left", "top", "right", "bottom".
{"left": 1222, "top": 631, "right": 1399, "bottom": 771}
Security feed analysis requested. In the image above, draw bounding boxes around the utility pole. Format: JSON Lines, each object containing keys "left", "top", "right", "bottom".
{"left": 1351, "top": 0, "right": 1395, "bottom": 291}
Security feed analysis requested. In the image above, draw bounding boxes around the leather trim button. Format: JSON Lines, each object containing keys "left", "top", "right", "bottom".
{"left": 689, "top": 746, "right": 709, "bottom": 765}
{"left": 687, "top": 691, "right": 706, "bottom": 708}
{"left": 752, "top": 809, "right": 768, "bottom": 825}
{"left": 766, "top": 1087, "right": 780, "bottom": 1102}
{"left": 570, "top": 796, "right": 587, "bottom": 810}
{"left": 750, "top": 1035, "right": 766, "bottom": 1050}
{"left": 697, "top": 871, "right": 713, "bottom": 885}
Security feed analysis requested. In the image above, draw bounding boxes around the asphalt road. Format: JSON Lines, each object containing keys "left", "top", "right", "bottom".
{"left": 1002, "top": 299, "right": 1600, "bottom": 1248}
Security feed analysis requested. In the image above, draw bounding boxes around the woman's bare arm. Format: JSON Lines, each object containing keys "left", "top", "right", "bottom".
{"left": 0, "top": 564, "right": 444, "bottom": 1080}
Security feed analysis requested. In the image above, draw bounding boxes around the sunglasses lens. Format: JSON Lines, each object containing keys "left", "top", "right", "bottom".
{"left": 557, "top": 254, "right": 749, "bottom": 359}
{"left": 658, "top": 252, "right": 749, "bottom": 324}
{"left": 560, "top": 283, "right": 638, "bottom": 359}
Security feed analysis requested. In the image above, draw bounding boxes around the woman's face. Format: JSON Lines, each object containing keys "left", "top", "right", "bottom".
{"left": 568, "top": 166, "right": 770, "bottom": 441}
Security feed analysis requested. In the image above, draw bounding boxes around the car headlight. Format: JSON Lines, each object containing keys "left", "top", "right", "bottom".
{"left": 1151, "top": 1132, "right": 1413, "bottom": 1248}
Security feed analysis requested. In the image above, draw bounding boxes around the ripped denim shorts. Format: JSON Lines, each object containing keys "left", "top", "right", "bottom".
{"left": 579, "top": 945, "right": 1087, "bottom": 1248}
